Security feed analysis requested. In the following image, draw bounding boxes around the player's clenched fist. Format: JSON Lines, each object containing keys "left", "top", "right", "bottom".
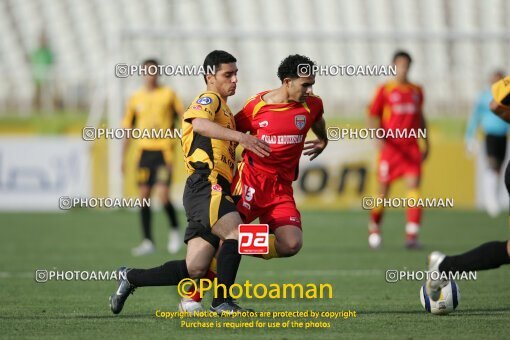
{"left": 238, "top": 133, "right": 271, "bottom": 158}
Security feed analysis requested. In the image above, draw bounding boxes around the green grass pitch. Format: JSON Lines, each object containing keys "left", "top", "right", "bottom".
{"left": 1, "top": 209, "right": 509, "bottom": 339}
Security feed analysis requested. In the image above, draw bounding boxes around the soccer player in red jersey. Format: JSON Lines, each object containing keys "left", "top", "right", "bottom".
{"left": 179, "top": 55, "right": 328, "bottom": 311}
{"left": 367, "top": 50, "right": 429, "bottom": 249}
{"left": 231, "top": 54, "right": 327, "bottom": 258}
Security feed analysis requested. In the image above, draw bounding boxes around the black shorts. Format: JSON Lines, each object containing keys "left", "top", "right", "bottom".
{"left": 485, "top": 134, "right": 507, "bottom": 170}
{"left": 137, "top": 150, "right": 171, "bottom": 186}
{"left": 183, "top": 171, "right": 237, "bottom": 248}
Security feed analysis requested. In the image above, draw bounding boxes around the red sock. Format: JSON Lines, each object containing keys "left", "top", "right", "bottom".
{"left": 407, "top": 206, "right": 422, "bottom": 224}
{"left": 186, "top": 270, "right": 216, "bottom": 302}
{"left": 369, "top": 206, "right": 384, "bottom": 233}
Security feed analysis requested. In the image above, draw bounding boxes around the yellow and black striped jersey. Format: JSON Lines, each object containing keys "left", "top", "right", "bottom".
{"left": 181, "top": 91, "right": 237, "bottom": 183}
{"left": 122, "top": 86, "right": 184, "bottom": 150}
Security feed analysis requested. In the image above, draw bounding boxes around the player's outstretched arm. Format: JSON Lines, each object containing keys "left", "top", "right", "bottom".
{"left": 420, "top": 113, "right": 430, "bottom": 162}
{"left": 121, "top": 97, "right": 136, "bottom": 174}
{"left": 303, "top": 117, "right": 328, "bottom": 161}
{"left": 121, "top": 137, "right": 130, "bottom": 174}
{"left": 192, "top": 118, "right": 271, "bottom": 158}
{"left": 368, "top": 115, "right": 384, "bottom": 150}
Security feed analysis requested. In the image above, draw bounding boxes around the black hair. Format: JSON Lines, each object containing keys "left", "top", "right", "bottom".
{"left": 492, "top": 69, "right": 506, "bottom": 79}
{"left": 392, "top": 50, "right": 412, "bottom": 64}
{"left": 277, "top": 54, "right": 315, "bottom": 82}
{"left": 203, "top": 50, "right": 237, "bottom": 83}
{"left": 142, "top": 58, "right": 159, "bottom": 66}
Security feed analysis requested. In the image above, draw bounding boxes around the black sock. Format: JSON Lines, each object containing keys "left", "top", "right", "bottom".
{"left": 141, "top": 205, "right": 152, "bottom": 241}
{"left": 212, "top": 239, "right": 241, "bottom": 307}
{"left": 439, "top": 241, "right": 510, "bottom": 273}
{"left": 164, "top": 201, "right": 179, "bottom": 229}
{"left": 126, "top": 259, "right": 189, "bottom": 287}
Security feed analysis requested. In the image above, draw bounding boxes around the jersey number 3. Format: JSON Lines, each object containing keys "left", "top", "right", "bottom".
{"left": 244, "top": 185, "right": 255, "bottom": 202}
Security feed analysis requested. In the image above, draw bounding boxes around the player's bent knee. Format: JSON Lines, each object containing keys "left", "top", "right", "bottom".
{"left": 159, "top": 195, "right": 169, "bottom": 205}
{"left": 186, "top": 263, "right": 208, "bottom": 279}
{"left": 278, "top": 238, "right": 302, "bottom": 257}
{"left": 211, "top": 211, "right": 241, "bottom": 240}
{"left": 157, "top": 187, "right": 170, "bottom": 203}
{"left": 223, "top": 229, "right": 239, "bottom": 241}
{"left": 212, "top": 227, "right": 238, "bottom": 241}
{"left": 185, "top": 238, "right": 216, "bottom": 278}
{"left": 274, "top": 225, "right": 303, "bottom": 257}
{"left": 139, "top": 191, "right": 151, "bottom": 200}
{"left": 139, "top": 185, "right": 151, "bottom": 197}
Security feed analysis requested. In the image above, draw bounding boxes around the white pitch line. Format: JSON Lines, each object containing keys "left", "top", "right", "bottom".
{"left": 0, "top": 272, "right": 34, "bottom": 279}
{"left": 0, "top": 269, "right": 384, "bottom": 279}
{"left": 241, "top": 269, "right": 383, "bottom": 277}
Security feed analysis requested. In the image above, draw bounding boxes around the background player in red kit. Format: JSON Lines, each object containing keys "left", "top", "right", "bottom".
{"left": 232, "top": 54, "right": 328, "bottom": 258}
{"left": 367, "top": 50, "right": 429, "bottom": 250}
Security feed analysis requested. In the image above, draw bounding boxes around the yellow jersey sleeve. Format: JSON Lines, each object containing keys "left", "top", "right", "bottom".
{"left": 183, "top": 92, "right": 221, "bottom": 122}
{"left": 121, "top": 95, "right": 137, "bottom": 129}
{"left": 172, "top": 93, "right": 185, "bottom": 117}
{"left": 492, "top": 76, "right": 510, "bottom": 108}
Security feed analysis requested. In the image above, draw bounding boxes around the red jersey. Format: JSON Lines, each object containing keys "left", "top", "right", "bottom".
{"left": 235, "top": 91, "right": 324, "bottom": 182}
{"left": 368, "top": 80, "right": 424, "bottom": 146}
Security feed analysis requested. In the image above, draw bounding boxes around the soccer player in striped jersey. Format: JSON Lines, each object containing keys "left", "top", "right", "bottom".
{"left": 110, "top": 50, "right": 270, "bottom": 315}
{"left": 465, "top": 70, "right": 508, "bottom": 217}
{"left": 122, "top": 59, "right": 184, "bottom": 256}
{"left": 426, "top": 75, "right": 510, "bottom": 301}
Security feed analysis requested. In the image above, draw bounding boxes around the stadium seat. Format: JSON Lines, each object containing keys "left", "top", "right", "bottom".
{"left": 1, "top": 0, "right": 509, "bottom": 115}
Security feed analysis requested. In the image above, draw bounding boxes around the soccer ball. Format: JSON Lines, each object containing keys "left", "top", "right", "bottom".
{"left": 178, "top": 298, "right": 204, "bottom": 313}
{"left": 420, "top": 280, "right": 460, "bottom": 315}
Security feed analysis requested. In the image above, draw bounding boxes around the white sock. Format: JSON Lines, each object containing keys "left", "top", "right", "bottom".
{"left": 484, "top": 170, "right": 500, "bottom": 217}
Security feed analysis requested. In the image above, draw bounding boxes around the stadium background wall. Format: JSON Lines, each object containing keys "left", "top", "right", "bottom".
{"left": 102, "top": 129, "right": 477, "bottom": 210}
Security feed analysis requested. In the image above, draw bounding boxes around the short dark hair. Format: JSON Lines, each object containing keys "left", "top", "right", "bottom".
{"left": 392, "top": 50, "right": 412, "bottom": 63}
{"left": 277, "top": 54, "right": 315, "bottom": 82}
{"left": 203, "top": 50, "right": 237, "bottom": 83}
{"left": 142, "top": 58, "right": 159, "bottom": 67}
{"left": 493, "top": 69, "right": 506, "bottom": 79}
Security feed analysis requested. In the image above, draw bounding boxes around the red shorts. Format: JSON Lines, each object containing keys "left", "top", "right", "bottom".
{"left": 378, "top": 143, "right": 422, "bottom": 183}
{"left": 231, "top": 162, "right": 301, "bottom": 231}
